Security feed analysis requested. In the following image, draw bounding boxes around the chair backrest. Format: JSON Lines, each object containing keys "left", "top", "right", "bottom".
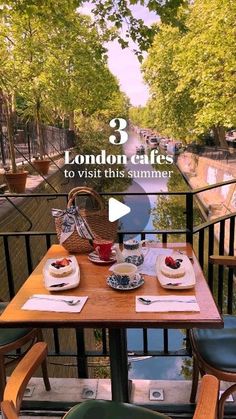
{"left": 209, "top": 255, "right": 236, "bottom": 267}
{"left": 193, "top": 375, "right": 219, "bottom": 419}
{"left": 1, "top": 400, "right": 18, "bottom": 419}
{"left": 2, "top": 375, "right": 219, "bottom": 419}
{"left": 1, "top": 342, "right": 48, "bottom": 418}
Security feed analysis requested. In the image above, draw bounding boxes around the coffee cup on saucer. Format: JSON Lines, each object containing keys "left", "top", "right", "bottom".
{"left": 93, "top": 240, "right": 113, "bottom": 261}
{"left": 111, "top": 263, "right": 137, "bottom": 286}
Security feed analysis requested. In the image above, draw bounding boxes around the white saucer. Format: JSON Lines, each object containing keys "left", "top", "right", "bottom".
{"left": 107, "top": 273, "right": 144, "bottom": 291}
{"left": 88, "top": 251, "right": 116, "bottom": 265}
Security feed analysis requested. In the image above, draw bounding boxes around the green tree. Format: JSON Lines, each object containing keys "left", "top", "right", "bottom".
{"left": 0, "top": 6, "right": 55, "bottom": 161}
{"left": 0, "top": 3, "right": 128, "bottom": 165}
{"left": 142, "top": 23, "right": 195, "bottom": 140}
{"left": 0, "top": 0, "right": 188, "bottom": 56}
{"left": 129, "top": 106, "right": 150, "bottom": 128}
{"left": 175, "top": 0, "right": 236, "bottom": 147}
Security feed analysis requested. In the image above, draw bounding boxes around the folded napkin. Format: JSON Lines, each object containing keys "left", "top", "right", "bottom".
{"left": 139, "top": 248, "right": 174, "bottom": 276}
{"left": 136, "top": 295, "right": 200, "bottom": 312}
{"left": 21, "top": 294, "right": 88, "bottom": 313}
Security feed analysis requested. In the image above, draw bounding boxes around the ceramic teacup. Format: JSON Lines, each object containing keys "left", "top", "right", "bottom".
{"left": 93, "top": 240, "right": 113, "bottom": 261}
{"left": 111, "top": 263, "right": 137, "bottom": 286}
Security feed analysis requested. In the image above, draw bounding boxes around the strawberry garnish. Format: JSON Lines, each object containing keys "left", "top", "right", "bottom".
{"left": 53, "top": 258, "right": 72, "bottom": 268}
{"left": 165, "top": 256, "right": 181, "bottom": 269}
{"left": 165, "top": 256, "right": 175, "bottom": 266}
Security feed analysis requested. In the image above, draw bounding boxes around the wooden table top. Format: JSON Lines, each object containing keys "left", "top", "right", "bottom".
{"left": 0, "top": 243, "right": 223, "bottom": 329}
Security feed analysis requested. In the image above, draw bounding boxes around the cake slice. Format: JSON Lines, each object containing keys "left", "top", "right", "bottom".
{"left": 160, "top": 256, "right": 185, "bottom": 278}
{"left": 49, "top": 258, "right": 73, "bottom": 277}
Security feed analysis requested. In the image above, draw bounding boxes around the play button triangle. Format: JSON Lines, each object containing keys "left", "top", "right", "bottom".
{"left": 108, "top": 198, "right": 131, "bottom": 222}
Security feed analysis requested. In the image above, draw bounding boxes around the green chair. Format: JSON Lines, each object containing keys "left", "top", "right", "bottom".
{"left": 1, "top": 343, "right": 218, "bottom": 419}
{"left": 0, "top": 302, "right": 50, "bottom": 401}
{"left": 64, "top": 400, "right": 167, "bottom": 419}
{"left": 190, "top": 255, "right": 236, "bottom": 419}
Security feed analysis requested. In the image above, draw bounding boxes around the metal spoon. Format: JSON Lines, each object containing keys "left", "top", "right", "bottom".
{"left": 30, "top": 296, "right": 80, "bottom": 306}
{"left": 138, "top": 297, "right": 196, "bottom": 305}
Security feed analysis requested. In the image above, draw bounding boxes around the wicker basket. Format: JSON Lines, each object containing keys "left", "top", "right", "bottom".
{"left": 54, "top": 187, "right": 118, "bottom": 253}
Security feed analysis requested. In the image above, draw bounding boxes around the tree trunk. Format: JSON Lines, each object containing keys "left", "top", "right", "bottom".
{"left": 212, "top": 126, "right": 228, "bottom": 148}
{"left": 4, "top": 94, "right": 17, "bottom": 173}
{"left": 69, "top": 111, "right": 75, "bottom": 131}
{"left": 36, "top": 103, "right": 44, "bottom": 158}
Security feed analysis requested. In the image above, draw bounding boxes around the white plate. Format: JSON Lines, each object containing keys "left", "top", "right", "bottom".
{"left": 43, "top": 256, "right": 80, "bottom": 291}
{"left": 156, "top": 254, "right": 195, "bottom": 290}
{"left": 88, "top": 251, "right": 116, "bottom": 265}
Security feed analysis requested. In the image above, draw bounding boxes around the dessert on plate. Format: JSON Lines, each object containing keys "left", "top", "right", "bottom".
{"left": 161, "top": 256, "right": 185, "bottom": 278}
{"left": 49, "top": 258, "right": 73, "bottom": 277}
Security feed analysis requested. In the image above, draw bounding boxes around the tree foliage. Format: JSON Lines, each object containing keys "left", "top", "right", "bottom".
{"left": 175, "top": 0, "right": 236, "bottom": 146}
{"left": 0, "top": 0, "right": 188, "bottom": 57}
{"left": 129, "top": 106, "right": 150, "bottom": 128}
{"left": 136, "top": 0, "right": 236, "bottom": 146}
{"left": 0, "top": 2, "right": 128, "bottom": 166}
{"left": 143, "top": 23, "right": 195, "bottom": 140}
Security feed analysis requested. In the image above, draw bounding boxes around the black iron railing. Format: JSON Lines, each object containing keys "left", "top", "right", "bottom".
{"left": 0, "top": 123, "right": 75, "bottom": 167}
{"left": 186, "top": 144, "right": 236, "bottom": 161}
{"left": 0, "top": 180, "right": 235, "bottom": 378}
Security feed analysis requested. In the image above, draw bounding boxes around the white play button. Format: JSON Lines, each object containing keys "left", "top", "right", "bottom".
{"left": 108, "top": 198, "right": 131, "bottom": 222}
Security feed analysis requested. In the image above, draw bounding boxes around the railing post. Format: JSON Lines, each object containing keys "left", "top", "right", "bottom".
{"left": 109, "top": 328, "right": 129, "bottom": 402}
{"left": 75, "top": 328, "right": 88, "bottom": 378}
{"left": 0, "top": 130, "right": 6, "bottom": 166}
{"left": 3, "top": 236, "right": 15, "bottom": 298}
{"left": 26, "top": 122, "right": 31, "bottom": 161}
{"left": 186, "top": 193, "right": 193, "bottom": 244}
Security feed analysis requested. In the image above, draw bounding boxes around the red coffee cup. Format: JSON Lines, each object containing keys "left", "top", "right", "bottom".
{"left": 93, "top": 240, "right": 113, "bottom": 261}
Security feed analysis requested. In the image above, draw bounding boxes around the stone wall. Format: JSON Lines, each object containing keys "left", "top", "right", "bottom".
{"left": 177, "top": 152, "right": 236, "bottom": 215}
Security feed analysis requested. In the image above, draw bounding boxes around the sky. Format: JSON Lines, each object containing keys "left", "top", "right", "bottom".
{"left": 79, "top": 4, "right": 158, "bottom": 106}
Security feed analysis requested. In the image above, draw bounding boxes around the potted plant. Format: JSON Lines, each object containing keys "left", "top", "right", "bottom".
{"left": 2, "top": 93, "right": 28, "bottom": 193}
{"left": 33, "top": 154, "right": 51, "bottom": 176}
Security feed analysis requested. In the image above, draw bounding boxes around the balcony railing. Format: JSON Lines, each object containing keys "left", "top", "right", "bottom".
{"left": 0, "top": 123, "right": 75, "bottom": 167}
{"left": 0, "top": 180, "right": 235, "bottom": 415}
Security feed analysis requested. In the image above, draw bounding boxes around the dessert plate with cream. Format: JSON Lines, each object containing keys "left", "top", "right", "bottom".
{"left": 43, "top": 256, "right": 80, "bottom": 291}
{"left": 156, "top": 254, "right": 195, "bottom": 290}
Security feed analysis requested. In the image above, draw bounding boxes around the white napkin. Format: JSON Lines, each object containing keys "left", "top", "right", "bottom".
{"left": 139, "top": 248, "right": 174, "bottom": 276}
{"left": 21, "top": 294, "right": 88, "bottom": 313}
{"left": 136, "top": 295, "right": 200, "bottom": 312}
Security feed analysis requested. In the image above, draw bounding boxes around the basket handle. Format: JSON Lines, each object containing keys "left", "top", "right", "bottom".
{"left": 67, "top": 187, "right": 105, "bottom": 211}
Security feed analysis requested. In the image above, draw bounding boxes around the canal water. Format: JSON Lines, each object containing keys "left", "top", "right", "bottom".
{"left": 122, "top": 130, "right": 192, "bottom": 381}
{"left": 122, "top": 130, "right": 169, "bottom": 240}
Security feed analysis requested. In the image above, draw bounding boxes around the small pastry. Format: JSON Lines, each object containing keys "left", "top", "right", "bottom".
{"left": 161, "top": 256, "right": 185, "bottom": 278}
{"left": 49, "top": 258, "right": 72, "bottom": 277}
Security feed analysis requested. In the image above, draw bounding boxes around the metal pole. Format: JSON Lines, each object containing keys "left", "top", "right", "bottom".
{"left": 186, "top": 193, "right": 193, "bottom": 244}
{"left": 109, "top": 328, "right": 130, "bottom": 402}
{"left": 75, "top": 328, "right": 88, "bottom": 378}
{"left": 0, "top": 96, "right": 6, "bottom": 165}
{"left": 26, "top": 122, "right": 31, "bottom": 161}
{"left": 0, "top": 129, "right": 6, "bottom": 166}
